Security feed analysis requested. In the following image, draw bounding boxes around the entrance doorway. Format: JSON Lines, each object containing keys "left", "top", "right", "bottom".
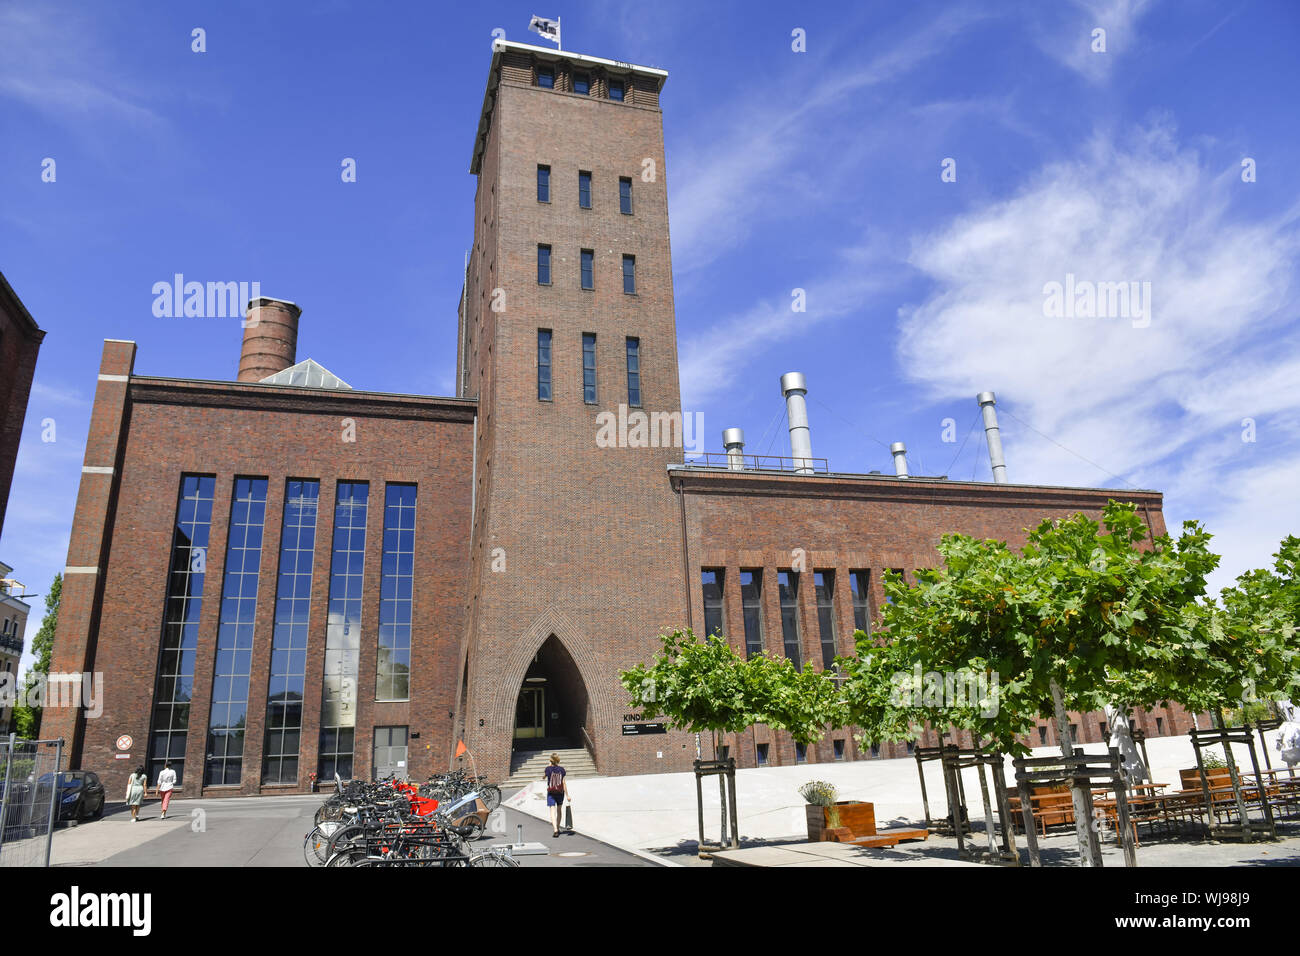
{"left": 515, "top": 686, "right": 546, "bottom": 739}
{"left": 373, "top": 726, "right": 408, "bottom": 780}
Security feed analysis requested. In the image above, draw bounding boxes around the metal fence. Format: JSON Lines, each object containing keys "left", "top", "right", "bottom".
{"left": 0, "top": 735, "right": 63, "bottom": 867}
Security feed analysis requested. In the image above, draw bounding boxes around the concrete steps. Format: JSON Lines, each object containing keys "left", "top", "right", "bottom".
{"left": 503, "top": 747, "right": 599, "bottom": 789}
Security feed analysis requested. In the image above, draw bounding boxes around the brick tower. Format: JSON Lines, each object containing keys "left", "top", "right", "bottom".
{"left": 456, "top": 42, "right": 693, "bottom": 780}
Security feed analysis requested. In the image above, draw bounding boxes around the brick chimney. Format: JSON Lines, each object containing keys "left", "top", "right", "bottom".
{"left": 238, "top": 297, "right": 301, "bottom": 382}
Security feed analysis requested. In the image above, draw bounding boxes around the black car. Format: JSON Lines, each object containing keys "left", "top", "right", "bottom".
{"left": 35, "top": 771, "right": 107, "bottom": 823}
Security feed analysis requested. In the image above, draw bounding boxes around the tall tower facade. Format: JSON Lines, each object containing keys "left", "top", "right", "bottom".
{"left": 456, "top": 42, "right": 693, "bottom": 779}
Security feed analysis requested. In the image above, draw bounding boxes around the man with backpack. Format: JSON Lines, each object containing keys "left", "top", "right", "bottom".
{"left": 544, "top": 753, "right": 569, "bottom": 837}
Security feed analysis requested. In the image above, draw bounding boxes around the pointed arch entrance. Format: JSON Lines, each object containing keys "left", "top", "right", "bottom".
{"left": 512, "top": 635, "right": 591, "bottom": 750}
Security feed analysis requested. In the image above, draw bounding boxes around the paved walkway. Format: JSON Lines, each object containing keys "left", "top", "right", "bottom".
{"left": 49, "top": 793, "right": 658, "bottom": 867}
{"left": 504, "top": 733, "right": 1294, "bottom": 860}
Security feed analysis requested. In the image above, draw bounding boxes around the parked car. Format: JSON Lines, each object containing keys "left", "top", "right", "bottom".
{"left": 30, "top": 771, "right": 106, "bottom": 823}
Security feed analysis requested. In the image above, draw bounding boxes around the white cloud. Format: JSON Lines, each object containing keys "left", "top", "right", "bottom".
{"left": 898, "top": 120, "right": 1300, "bottom": 582}
{"left": 1028, "top": 0, "right": 1159, "bottom": 83}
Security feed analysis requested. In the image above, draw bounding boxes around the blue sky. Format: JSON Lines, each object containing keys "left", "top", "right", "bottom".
{"left": 2, "top": 1, "right": 1298, "bottom": 673}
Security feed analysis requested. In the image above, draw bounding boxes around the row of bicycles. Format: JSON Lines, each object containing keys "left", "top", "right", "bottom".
{"left": 304, "top": 771, "right": 515, "bottom": 867}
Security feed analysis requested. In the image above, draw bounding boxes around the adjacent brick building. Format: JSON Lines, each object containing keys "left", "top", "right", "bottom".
{"left": 46, "top": 41, "right": 1194, "bottom": 797}
{"left": 0, "top": 271, "right": 46, "bottom": 547}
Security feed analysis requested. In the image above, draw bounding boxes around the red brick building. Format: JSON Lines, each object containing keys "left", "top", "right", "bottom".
{"left": 46, "top": 42, "right": 1193, "bottom": 797}
{"left": 0, "top": 271, "right": 46, "bottom": 546}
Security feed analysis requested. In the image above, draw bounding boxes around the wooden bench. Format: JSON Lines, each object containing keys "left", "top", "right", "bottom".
{"left": 850, "top": 826, "right": 930, "bottom": 848}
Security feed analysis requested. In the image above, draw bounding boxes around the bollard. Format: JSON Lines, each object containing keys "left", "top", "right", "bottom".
{"left": 516, "top": 824, "right": 524, "bottom": 847}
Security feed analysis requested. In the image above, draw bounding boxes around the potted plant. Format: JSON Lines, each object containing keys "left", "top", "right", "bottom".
{"left": 1180, "top": 749, "right": 1231, "bottom": 790}
{"left": 799, "top": 780, "right": 849, "bottom": 841}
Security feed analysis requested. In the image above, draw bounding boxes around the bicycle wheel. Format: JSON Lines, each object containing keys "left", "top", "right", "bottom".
{"left": 325, "top": 847, "right": 369, "bottom": 867}
{"left": 454, "top": 815, "right": 485, "bottom": 841}
{"left": 326, "top": 823, "right": 368, "bottom": 860}
{"left": 479, "top": 786, "right": 502, "bottom": 812}
{"left": 303, "top": 822, "right": 340, "bottom": 867}
{"left": 469, "top": 851, "right": 519, "bottom": 868}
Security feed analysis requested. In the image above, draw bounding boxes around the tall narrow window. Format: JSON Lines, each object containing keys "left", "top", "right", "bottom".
{"left": 625, "top": 337, "right": 641, "bottom": 406}
{"left": 205, "top": 477, "right": 268, "bottom": 785}
{"left": 578, "top": 171, "right": 592, "bottom": 209}
{"left": 849, "top": 570, "right": 871, "bottom": 635}
{"left": 573, "top": 73, "right": 590, "bottom": 95}
{"left": 537, "top": 329, "right": 552, "bottom": 401}
{"left": 377, "top": 484, "right": 416, "bottom": 701}
{"left": 701, "top": 570, "right": 724, "bottom": 639}
{"left": 536, "top": 66, "right": 554, "bottom": 89}
{"left": 262, "top": 479, "right": 319, "bottom": 785}
{"left": 622, "top": 255, "right": 636, "bottom": 294}
{"left": 537, "top": 164, "right": 550, "bottom": 202}
{"left": 537, "top": 244, "right": 551, "bottom": 285}
{"left": 148, "top": 474, "right": 215, "bottom": 785}
{"left": 755, "top": 742, "right": 769, "bottom": 766}
{"left": 582, "top": 333, "right": 597, "bottom": 404}
{"left": 318, "top": 482, "right": 369, "bottom": 781}
{"left": 778, "top": 571, "right": 801, "bottom": 667}
{"left": 619, "top": 177, "right": 633, "bottom": 215}
{"left": 580, "top": 249, "right": 594, "bottom": 290}
{"left": 814, "top": 571, "right": 837, "bottom": 669}
{"left": 740, "top": 570, "right": 763, "bottom": 658}
{"left": 608, "top": 78, "right": 625, "bottom": 101}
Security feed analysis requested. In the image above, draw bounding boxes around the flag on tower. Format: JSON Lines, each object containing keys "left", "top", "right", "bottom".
{"left": 529, "top": 15, "right": 561, "bottom": 48}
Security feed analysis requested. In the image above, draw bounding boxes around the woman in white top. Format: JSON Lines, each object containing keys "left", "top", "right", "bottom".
{"left": 154, "top": 761, "right": 177, "bottom": 820}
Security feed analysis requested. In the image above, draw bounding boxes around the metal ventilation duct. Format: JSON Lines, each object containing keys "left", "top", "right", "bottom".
{"left": 780, "top": 372, "right": 813, "bottom": 475}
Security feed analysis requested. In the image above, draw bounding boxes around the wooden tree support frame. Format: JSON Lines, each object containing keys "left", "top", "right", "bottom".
{"left": 915, "top": 744, "right": 972, "bottom": 835}
{"left": 935, "top": 744, "right": 1019, "bottom": 865}
{"left": 1013, "top": 749, "right": 1137, "bottom": 868}
{"left": 694, "top": 757, "right": 739, "bottom": 857}
{"left": 1189, "top": 722, "right": 1277, "bottom": 843}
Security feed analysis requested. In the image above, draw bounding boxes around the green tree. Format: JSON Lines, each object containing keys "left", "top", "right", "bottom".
{"left": 841, "top": 501, "right": 1222, "bottom": 865}
{"left": 11, "top": 573, "right": 60, "bottom": 738}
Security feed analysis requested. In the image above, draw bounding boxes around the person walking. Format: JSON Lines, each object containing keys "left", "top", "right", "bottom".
{"left": 543, "top": 753, "right": 568, "bottom": 837}
{"left": 155, "top": 761, "right": 177, "bottom": 819}
{"left": 125, "top": 766, "right": 147, "bottom": 822}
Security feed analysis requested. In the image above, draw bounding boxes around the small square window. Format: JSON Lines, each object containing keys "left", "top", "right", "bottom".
{"left": 574, "top": 73, "right": 590, "bottom": 95}
{"left": 608, "top": 78, "right": 624, "bottom": 101}
{"left": 833, "top": 739, "right": 845, "bottom": 761}
{"left": 755, "top": 743, "right": 769, "bottom": 767}
{"left": 537, "top": 66, "right": 554, "bottom": 89}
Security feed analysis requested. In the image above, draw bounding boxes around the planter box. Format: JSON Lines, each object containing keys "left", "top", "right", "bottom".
{"left": 1180, "top": 767, "right": 1233, "bottom": 791}
{"left": 806, "top": 801, "right": 876, "bottom": 842}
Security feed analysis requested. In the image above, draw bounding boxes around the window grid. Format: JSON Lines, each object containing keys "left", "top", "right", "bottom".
{"left": 740, "top": 570, "right": 763, "bottom": 658}
{"left": 814, "top": 570, "right": 837, "bottom": 669}
{"left": 578, "top": 171, "right": 592, "bottom": 209}
{"left": 849, "top": 570, "right": 871, "bottom": 636}
{"left": 148, "top": 474, "right": 216, "bottom": 786}
{"left": 537, "top": 244, "right": 551, "bottom": 285}
{"left": 701, "top": 570, "right": 724, "bottom": 640}
{"left": 376, "top": 484, "right": 416, "bottom": 702}
{"left": 205, "top": 477, "right": 268, "bottom": 785}
{"left": 537, "top": 329, "right": 552, "bottom": 401}
{"left": 574, "top": 73, "right": 590, "bottom": 95}
{"left": 619, "top": 177, "right": 632, "bottom": 215}
{"left": 318, "top": 482, "right": 369, "bottom": 781}
{"left": 778, "top": 571, "right": 801, "bottom": 668}
{"left": 262, "top": 479, "right": 319, "bottom": 785}
{"left": 537, "top": 66, "right": 554, "bottom": 89}
{"left": 582, "top": 333, "right": 597, "bottom": 404}
{"left": 622, "top": 255, "right": 636, "bottom": 294}
{"left": 626, "top": 337, "right": 641, "bottom": 406}
{"left": 537, "top": 164, "right": 550, "bottom": 203}
{"left": 608, "top": 78, "right": 625, "bottom": 101}
{"left": 580, "top": 249, "right": 594, "bottom": 290}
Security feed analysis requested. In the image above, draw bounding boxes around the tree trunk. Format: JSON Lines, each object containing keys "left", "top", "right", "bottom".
{"left": 1104, "top": 703, "right": 1149, "bottom": 782}
{"left": 1051, "top": 680, "right": 1103, "bottom": 866}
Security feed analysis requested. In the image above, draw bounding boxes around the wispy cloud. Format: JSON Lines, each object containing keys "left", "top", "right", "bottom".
{"left": 1027, "top": 0, "right": 1160, "bottom": 83}
{"left": 897, "top": 119, "right": 1300, "bottom": 582}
